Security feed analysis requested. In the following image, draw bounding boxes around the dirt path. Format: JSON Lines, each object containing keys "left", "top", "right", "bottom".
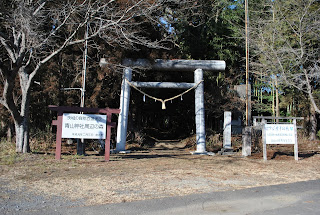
{"left": 1, "top": 147, "right": 320, "bottom": 207}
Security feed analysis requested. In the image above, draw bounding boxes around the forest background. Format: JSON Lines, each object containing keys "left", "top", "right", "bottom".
{"left": 0, "top": 0, "right": 319, "bottom": 154}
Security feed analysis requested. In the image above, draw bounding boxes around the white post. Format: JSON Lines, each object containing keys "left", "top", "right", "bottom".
{"left": 223, "top": 111, "right": 232, "bottom": 149}
{"left": 293, "top": 119, "right": 299, "bottom": 161}
{"left": 116, "top": 68, "right": 132, "bottom": 152}
{"left": 262, "top": 119, "right": 267, "bottom": 161}
{"left": 194, "top": 69, "right": 206, "bottom": 153}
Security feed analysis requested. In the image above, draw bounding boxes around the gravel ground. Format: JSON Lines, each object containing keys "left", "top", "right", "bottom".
{"left": 0, "top": 180, "right": 85, "bottom": 214}
{"left": 1, "top": 145, "right": 320, "bottom": 214}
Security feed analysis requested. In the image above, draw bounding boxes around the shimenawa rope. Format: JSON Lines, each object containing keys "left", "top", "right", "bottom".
{"left": 125, "top": 78, "right": 204, "bottom": 109}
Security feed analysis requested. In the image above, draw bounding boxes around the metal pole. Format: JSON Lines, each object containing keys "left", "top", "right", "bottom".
{"left": 194, "top": 69, "right": 206, "bottom": 153}
{"left": 77, "top": 22, "right": 89, "bottom": 155}
{"left": 116, "top": 68, "right": 132, "bottom": 152}
{"left": 80, "top": 22, "right": 89, "bottom": 108}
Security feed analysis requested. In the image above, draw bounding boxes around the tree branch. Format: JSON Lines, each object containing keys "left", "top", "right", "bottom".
{"left": 32, "top": 0, "right": 47, "bottom": 16}
{"left": 0, "top": 35, "right": 16, "bottom": 63}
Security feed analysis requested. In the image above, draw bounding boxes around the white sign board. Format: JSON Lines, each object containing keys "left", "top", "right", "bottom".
{"left": 263, "top": 122, "right": 298, "bottom": 161}
{"left": 265, "top": 124, "right": 296, "bottom": 144}
{"left": 62, "top": 113, "right": 107, "bottom": 139}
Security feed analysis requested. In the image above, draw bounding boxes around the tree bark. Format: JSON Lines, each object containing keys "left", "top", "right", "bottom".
{"left": 275, "top": 76, "right": 280, "bottom": 122}
{"left": 15, "top": 70, "right": 31, "bottom": 153}
{"left": 309, "top": 105, "right": 317, "bottom": 141}
{"left": 272, "top": 81, "right": 275, "bottom": 117}
{"left": 15, "top": 117, "right": 30, "bottom": 153}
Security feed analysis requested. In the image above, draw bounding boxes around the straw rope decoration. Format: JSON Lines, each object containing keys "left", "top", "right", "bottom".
{"left": 125, "top": 78, "right": 204, "bottom": 109}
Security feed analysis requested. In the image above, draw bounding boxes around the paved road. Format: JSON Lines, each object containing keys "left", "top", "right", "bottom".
{"left": 2, "top": 180, "right": 320, "bottom": 215}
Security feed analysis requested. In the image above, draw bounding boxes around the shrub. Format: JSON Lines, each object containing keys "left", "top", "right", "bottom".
{"left": 29, "top": 125, "right": 55, "bottom": 154}
{"left": 206, "top": 133, "right": 222, "bottom": 152}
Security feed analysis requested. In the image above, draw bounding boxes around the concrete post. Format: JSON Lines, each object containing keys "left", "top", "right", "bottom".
{"left": 116, "top": 68, "right": 132, "bottom": 152}
{"left": 223, "top": 111, "right": 232, "bottom": 149}
{"left": 194, "top": 69, "right": 206, "bottom": 153}
{"left": 242, "top": 126, "right": 252, "bottom": 156}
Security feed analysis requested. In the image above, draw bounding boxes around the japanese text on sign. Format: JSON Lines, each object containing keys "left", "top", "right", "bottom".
{"left": 61, "top": 113, "right": 107, "bottom": 139}
{"left": 265, "top": 124, "right": 296, "bottom": 144}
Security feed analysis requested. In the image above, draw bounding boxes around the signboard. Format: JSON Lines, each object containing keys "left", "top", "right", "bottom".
{"left": 265, "top": 124, "right": 296, "bottom": 144}
{"left": 263, "top": 123, "right": 298, "bottom": 161}
{"left": 62, "top": 113, "right": 107, "bottom": 139}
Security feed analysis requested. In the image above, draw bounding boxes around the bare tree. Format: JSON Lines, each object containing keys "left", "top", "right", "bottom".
{"left": 0, "top": 0, "right": 185, "bottom": 152}
{"left": 250, "top": 0, "right": 320, "bottom": 139}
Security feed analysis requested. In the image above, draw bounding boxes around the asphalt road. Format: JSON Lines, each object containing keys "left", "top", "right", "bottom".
{"left": 1, "top": 179, "right": 320, "bottom": 215}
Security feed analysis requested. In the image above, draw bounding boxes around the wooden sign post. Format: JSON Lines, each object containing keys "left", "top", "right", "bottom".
{"left": 49, "top": 105, "right": 120, "bottom": 161}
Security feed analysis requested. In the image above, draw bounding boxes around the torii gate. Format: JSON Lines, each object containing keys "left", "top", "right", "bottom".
{"left": 116, "top": 59, "right": 226, "bottom": 154}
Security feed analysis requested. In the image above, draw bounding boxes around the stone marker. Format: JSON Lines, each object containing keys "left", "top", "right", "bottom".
{"left": 223, "top": 111, "right": 232, "bottom": 149}
{"left": 242, "top": 126, "right": 252, "bottom": 156}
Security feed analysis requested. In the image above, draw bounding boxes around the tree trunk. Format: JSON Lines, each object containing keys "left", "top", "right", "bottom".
{"left": 271, "top": 82, "right": 275, "bottom": 118}
{"left": 15, "top": 70, "right": 32, "bottom": 153}
{"left": 15, "top": 117, "right": 30, "bottom": 153}
{"left": 275, "top": 76, "right": 279, "bottom": 122}
{"left": 309, "top": 105, "right": 317, "bottom": 141}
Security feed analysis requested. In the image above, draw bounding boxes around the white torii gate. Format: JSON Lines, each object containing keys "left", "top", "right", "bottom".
{"left": 116, "top": 59, "right": 226, "bottom": 154}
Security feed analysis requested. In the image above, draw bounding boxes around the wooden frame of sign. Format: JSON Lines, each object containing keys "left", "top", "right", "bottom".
{"left": 49, "top": 105, "right": 120, "bottom": 161}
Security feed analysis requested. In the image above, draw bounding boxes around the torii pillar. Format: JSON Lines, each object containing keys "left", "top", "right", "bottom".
{"left": 115, "top": 59, "right": 226, "bottom": 153}
{"left": 194, "top": 69, "right": 206, "bottom": 153}
{"left": 116, "top": 67, "right": 132, "bottom": 152}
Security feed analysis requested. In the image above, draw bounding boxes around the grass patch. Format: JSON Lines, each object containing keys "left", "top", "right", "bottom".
{"left": 0, "top": 140, "right": 18, "bottom": 165}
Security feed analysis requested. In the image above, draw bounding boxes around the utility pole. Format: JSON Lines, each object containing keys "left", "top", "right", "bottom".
{"left": 272, "top": 2, "right": 279, "bottom": 122}
{"left": 245, "top": 0, "right": 250, "bottom": 126}
{"left": 81, "top": 23, "right": 89, "bottom": 108}
{"left": 61, "top": 22, "right": 88, "bottom": 106}
{"left": 242, "top": 0, "right": 252, "bottom": 157}
{"left": 77, "top": 22, "right": 89, "bottom": 155}
{"left": 60, "top": 23, "right": 89, "bottom": 155}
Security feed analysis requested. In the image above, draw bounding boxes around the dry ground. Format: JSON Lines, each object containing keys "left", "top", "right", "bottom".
{"left": 1, "top": 140, "right": 320, "bottom": 206}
